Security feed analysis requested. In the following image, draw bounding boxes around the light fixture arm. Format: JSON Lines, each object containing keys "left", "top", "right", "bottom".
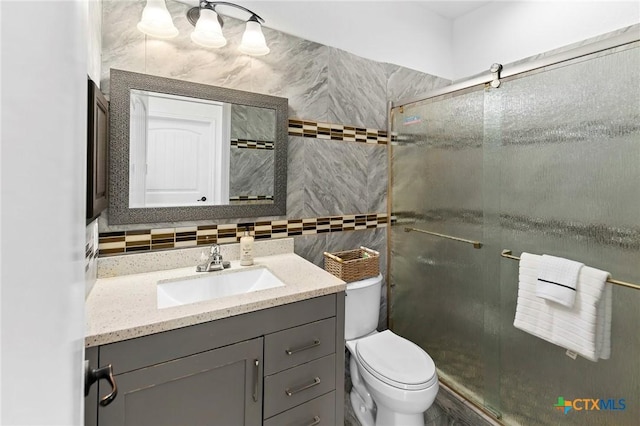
{"left": 198, "top": 1, "right": 265, "bottom": 23}
{"left": 179, "top": 0, "right": 270, "bottom": 55}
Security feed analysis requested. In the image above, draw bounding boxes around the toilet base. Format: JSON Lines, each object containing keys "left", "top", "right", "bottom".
{"left": 350, "top": 389, "right": 375, "bottom": 426}
{"left": 375, "top": 404, "right": 425, "bottom": 426}
{"left": 351, "top": 389, "right": 426, "bottom": 426}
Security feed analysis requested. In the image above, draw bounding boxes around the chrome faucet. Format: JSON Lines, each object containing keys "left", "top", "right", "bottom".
{"left": 196, "top": 245, "right": 224, "bottom": 272}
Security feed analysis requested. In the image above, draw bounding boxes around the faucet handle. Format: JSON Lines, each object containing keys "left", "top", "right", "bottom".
{"left": 210, "top": 244, "right": 220, "bottom": 255}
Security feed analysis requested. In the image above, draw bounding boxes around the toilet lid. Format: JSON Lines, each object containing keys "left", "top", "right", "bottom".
{"left": 355, "top": 330, "right": 437, "bottom": 391}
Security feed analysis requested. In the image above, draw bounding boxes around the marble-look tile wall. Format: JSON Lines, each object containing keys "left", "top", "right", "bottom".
{"left": 229, "top": 148, "right": 274, "bottom": 198}
{"left": 229, "top": 104, "right": 275, "bottom": 197}
{"left": 99, "top": 0, "right": 450, "bottom": 328}
{"left": 230, "top": 104, "right": 275, "bottom": 141}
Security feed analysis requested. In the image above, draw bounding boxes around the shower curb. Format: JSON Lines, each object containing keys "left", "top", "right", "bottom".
{"left": 436, "top": 380, "right": 505, "bottom": 426}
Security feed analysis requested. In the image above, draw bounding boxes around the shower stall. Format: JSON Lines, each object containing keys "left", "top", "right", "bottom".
{"left": 389, "top": 31, "right": 639, "bottom": 425}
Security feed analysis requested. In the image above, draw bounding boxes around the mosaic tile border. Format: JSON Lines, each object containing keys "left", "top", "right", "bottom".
{"left": 98, "top": 213, "right": 389, "bottom": 257}
{"left": 288, "top": 119, "right": 388, "bottom": 144}
{"left": 231, "top": 139, "right": 274, "bottom": 150}
{"left": 85, "top": 240, "right": 99, "bottom": 272}
{"left": 229, "top": 195, "right": 274, "bottom": 202}
{"left": 85, "top": 221, "right": 99, "bottom": 273}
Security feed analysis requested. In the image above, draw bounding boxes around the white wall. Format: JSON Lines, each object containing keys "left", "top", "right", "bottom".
{"left": 452, "top": 1, "right": 640, "bottom": 80}
{"left": 88, "top": 0, "right": 103, "bottom": 84}
{"left": 239, "top": 1, "right": 454, "bottom": 78}
{"left": 1, "top": 1, "right": 87, "bottom": 424}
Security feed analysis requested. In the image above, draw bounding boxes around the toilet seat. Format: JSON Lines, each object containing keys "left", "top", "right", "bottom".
{"left": 355, "top": 330, "right": 437, "bottom": 391}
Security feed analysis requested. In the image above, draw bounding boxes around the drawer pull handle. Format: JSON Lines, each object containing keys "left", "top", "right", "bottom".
{"left": 285, "top": 339, "right": 320, "bottom": 355}
{"left": 305, "top": 416, "right": 321, "bottom": 426}
{"left": 285, "top": 377, "right": 321, "bottom": 396}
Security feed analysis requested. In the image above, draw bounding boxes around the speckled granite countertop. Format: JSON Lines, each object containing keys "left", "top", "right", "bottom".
{"left": 86, "top": 248, "right": 345, "bottom": 347}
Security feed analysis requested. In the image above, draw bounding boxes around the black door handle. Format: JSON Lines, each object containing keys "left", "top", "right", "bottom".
{"left": 85, "top": 362, "right": 118, "bottom": 407}
{"left": 197, "top": 196, "right": 207, "bottom": 202}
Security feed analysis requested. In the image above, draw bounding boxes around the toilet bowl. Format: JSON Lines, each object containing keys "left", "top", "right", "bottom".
{"left": 347, "top": 331, "right": 438, "bottom": 426}
{"left": 344, "top": 274, "right": 439, "bottom": 426}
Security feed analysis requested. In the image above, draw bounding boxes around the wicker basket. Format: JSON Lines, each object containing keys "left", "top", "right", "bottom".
{"left": 323, "top": 247, "right": 380, "bottom": 282}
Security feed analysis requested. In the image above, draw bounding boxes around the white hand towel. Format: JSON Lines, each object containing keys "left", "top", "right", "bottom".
{"left": 514, "top": 252, "right": 611, "bottom": 362}
{"left": 536, "top": 254, "right": 584, "bottom": 307}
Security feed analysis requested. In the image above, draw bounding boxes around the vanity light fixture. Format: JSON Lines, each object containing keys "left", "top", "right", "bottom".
{"left": 137, "top": 0, "right": 179, "bottom": 39}
{"left": 137, "top": 0, "right": 270, "bottom": 56}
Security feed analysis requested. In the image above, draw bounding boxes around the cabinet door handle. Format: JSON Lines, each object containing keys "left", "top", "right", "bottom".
{"left": 305, "top": 416, "right": 321, "bottom": 426}
{"left": 285, "top": 339, "right": 320, "bottom": 355}
{"left": 84, "top": 362, "right": 118, "bottom": 407}
{"left": 285, "top": 377, "right": 321, "bottom": 396}
{"left": 252, "top": 359, "right": 259, "bottom": 402}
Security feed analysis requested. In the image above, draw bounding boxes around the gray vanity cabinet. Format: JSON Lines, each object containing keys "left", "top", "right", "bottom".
{"left": 86, "top": 293, "right": 345, "bottom": 426}
{"left": 99, "top": 338, "right": 262, "bottom": 426}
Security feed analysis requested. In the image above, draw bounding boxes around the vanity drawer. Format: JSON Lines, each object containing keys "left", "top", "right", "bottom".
{"left": 263, "top": 391, "right": 335, "bottom": 426}
{"left": 264, "top": 354, "right": 336, "bottom": 418}
{"left": 265, "top": 317, "right": 336, "bottom": 375}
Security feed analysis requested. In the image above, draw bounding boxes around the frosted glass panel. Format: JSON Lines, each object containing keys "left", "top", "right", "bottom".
{"left": 391, "top": 88, "right": 488, "bottom": 405}
{"left": 496, "top": 45, "right": 640, "bottom": 426}
{"left": 391, "top": 42, "right": 639, "bottom": 424}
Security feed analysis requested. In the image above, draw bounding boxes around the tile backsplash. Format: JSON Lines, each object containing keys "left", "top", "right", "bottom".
{"left": 99, "top": 213, "right": 388, "bottom": 257}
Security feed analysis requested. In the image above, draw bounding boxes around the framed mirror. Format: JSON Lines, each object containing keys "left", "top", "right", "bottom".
{"left": 108, "top": 69, "right": 288, "bottom": 224}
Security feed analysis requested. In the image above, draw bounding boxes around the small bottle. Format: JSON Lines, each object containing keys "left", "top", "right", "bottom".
{"left": 240, "top": 228, "right": 254, "bottom": 266}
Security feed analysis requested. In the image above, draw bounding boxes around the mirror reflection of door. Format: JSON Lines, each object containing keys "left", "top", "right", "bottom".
{"left": 129, "top": 90, "right": 230, "bottom": 208}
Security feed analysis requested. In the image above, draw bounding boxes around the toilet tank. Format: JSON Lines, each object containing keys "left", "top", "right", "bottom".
{"left": 344, "top": 274, "right": 383, "bottom": 340}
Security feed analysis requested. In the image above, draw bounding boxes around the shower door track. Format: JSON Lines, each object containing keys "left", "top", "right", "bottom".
{"left": 392, "top": 29, "right": 639, "bottom": 109}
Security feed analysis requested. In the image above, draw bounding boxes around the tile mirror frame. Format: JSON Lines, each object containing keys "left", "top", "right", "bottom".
{"left": 108, "top": 69, "right": 288, "bottom": 225}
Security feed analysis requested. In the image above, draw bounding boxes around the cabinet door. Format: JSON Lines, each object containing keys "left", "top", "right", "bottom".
{"left": 98, "top": 337, "right": 263, "bottom": 426}
{"left": 84, "top": 347, "right": 99, "bottom": 426}
{"left": 87, "top": 78, "right": 108, "bottom": 221}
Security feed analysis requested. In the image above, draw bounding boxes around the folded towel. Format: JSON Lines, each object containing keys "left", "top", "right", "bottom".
{"left": 514, "top": 252, "right": 611, "bottom": 362}
{"left": 536, "top": 254, "right": 584, "bottom": 307}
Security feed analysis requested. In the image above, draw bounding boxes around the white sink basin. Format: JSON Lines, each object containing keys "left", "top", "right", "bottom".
{"left": 157, "top": 267, "right": 285, "bottom": 309}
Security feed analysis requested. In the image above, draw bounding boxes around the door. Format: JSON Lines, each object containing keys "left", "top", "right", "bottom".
{"left": 98, "top": 337, "right": 263, "bottom": 426}
{"left": 129, "top": 91, "right": 230, "bottom": 207}
{"left": 145, "top": 115, "right": 216, "bottom": 206}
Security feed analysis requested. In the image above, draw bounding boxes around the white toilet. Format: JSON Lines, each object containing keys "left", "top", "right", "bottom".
{"left": 345, "top": 274, "right": 438, "bottom": 426}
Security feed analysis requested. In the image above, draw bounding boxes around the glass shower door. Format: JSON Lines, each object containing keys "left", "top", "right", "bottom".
{"left": 390, "top": 86, "right": 498, "bottom": 411}
{"left": 495, "top": 44, "right": 640, "bottom": 426}
{"left": 390, "top": 39, "right": 640, "bottom": 425}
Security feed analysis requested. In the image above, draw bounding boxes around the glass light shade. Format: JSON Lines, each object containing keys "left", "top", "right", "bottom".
{"left": 190, "top": 9, "right": 227, "bottom": 48}
{"left": 137, "top": 0, "right": 178, "bottom": 39}
{"left": 238, "top": 20, "right": 270, "bottom": 56}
